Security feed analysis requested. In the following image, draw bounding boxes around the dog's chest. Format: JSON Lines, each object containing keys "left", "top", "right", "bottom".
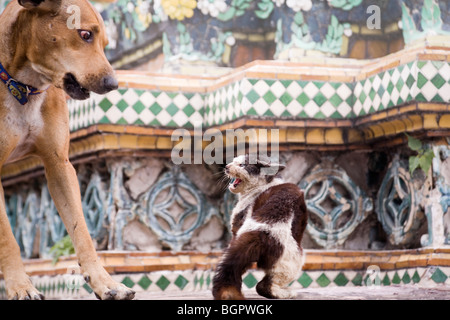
{"left": 3, "top": 94, "right": 46, "bottom": 162}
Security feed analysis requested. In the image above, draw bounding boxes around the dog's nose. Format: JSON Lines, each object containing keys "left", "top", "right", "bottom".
{"left": 102, "top": 75, "right": 118, "bottom": 92}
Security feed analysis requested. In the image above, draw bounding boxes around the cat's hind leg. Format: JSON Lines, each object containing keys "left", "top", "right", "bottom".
{"left": 256, "top": 248, "right": 304, "bottom": 299}
{"left": 212, "top": 231, "right": 262, "bottom": 300}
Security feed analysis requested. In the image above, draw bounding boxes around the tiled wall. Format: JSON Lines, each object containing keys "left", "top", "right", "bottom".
{"left": 67, "top": 56, "right": 450, "bottom": 132}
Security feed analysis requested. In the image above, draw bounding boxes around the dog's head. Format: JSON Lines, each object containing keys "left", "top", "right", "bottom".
{"left": 225, "top": 154, "right": 285, "bottom": 194}
{"left": 18, "top": 0, "right": 117, "bottom": 100}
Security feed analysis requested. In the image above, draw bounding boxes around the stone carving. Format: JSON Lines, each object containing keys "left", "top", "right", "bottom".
{"left": 421, "top": 145, "right": 450, "bottom": 247}
{"left": 39, "top": 185, "right": 66, "bottom": 257}
{"left": 376, "top": 155, "right": 426, "bottom": 246}
{"left": 142, "top": 166, "right": 208, "bottom": 250}
{"left": 299, "top": 159, "right": 373, "bottom": 249}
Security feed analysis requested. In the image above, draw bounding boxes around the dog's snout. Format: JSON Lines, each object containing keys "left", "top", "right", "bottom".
{"left": 102, "top": 75, "right": 118, "bottom": 92}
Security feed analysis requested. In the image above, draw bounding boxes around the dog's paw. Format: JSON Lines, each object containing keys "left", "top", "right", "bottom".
{"left": 93, "top": 283, "right": 136, "bottom": 300}
{"left": 7, "top": 277, "right": 44, "bottom": 300}
{"left": 83, "top": 265, "right": 135, "bottom": 300}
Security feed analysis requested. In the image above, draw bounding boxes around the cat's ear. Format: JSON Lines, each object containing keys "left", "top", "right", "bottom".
{"left": 256, "top": 158, "right": 271, "bottom": 167}
{"left": 260, "top": 162, "right": 285, "bottom": 176}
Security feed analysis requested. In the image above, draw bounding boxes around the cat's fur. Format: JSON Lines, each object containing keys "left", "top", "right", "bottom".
{"left": 212, "top": 155, "right": 308, "bottom": 300}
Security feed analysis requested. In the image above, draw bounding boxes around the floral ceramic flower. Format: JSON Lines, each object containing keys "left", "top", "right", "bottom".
{"left": 197, "top": 0, "right": 227, "bottom": 17}
{"left": 161, "top": 0, "right": 197, "bottom": 21}
{"left": 104, "top": 19, "right": 119, "bottom": 49}
{"left": 153, "top": 0, "right": 169, "bottom": 22}
{"left": 135, "top": 0, "right": 152, "bottom": 29}
{"left": 286, "top": 0, "right": 312, "bottom": 12}
{"left": 272, "top": 0, "right": 285, "bottom": 7}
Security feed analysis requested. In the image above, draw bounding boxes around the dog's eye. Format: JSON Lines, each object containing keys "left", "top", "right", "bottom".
{"left": 239, "top": 163, "right": 245, "bottom": 167}
{"left": 78, "top": 30, "right": 93, "bottom": 42}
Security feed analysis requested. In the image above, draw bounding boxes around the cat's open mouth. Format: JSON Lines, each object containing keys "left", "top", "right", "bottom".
{"left": 230, "top": 177, "right": 242, "bottom": 189}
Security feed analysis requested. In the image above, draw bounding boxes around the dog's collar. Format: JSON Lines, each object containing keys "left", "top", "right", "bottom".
{"left": 0, "top": 62, "right": 47, "bottom": 105}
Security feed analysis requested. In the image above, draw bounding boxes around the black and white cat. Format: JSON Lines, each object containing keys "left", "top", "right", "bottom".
{"left": 212, "top": 155, "right": 308, "bottom": 300}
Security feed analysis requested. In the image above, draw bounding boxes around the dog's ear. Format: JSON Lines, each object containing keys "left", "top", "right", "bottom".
{"left": 18, "top": 0, "right": 62, "bottom": 13}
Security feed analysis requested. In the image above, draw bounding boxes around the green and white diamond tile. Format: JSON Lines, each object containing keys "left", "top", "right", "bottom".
{"left": 415, "top": 60, "right": 450, "bottom": 103}
{"left": 68, "top": 94, "right": 101, "bottom": 132}
{"left": 0, "top": 274, "right": 96, "bottom": 299}
{"left": 202, "top": 78, "right": 356, "bottom": 126}
{"left": 204, "top": 82, "right": 242, "bottom": 126}
{"left": 354, "top": 62, "right": 416, "bottom": 116}
{"left": 68, "top": 88, "right": 205, "bottom": 131}
{"left": 353, "top": 61, "right": 450, "bottom": 116}
{"left": 67, "top": 60, "right": 450, "bottom": 133}
{"left": 1, "top": 267, "right": 449, "bottom": 299}
{"left": 112, "top": 270, "right": 214, "bottom": 293}
{"left": 110, "top": 267, "right": 449, "bottom": 293}
{"left": 96, "top": 89, "right": 205, "bottom": 128}
{"left": 236, "top": 78, "right": 355, "bottom": 120}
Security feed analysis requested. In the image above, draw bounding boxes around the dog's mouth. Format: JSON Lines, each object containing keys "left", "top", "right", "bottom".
{"left": 63, "top": 73, "right": 90, "bottom": 100}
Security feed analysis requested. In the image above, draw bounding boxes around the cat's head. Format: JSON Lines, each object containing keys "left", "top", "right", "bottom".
{"left": 225, "top": 154, "right": 285, "bottom": 194}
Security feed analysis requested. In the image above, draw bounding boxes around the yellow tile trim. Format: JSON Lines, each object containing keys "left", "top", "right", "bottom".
{"left": 438, "top": 114, "right": 450, "bottom": 128}
{"left": 347, "top": 129, "right": 364, "bottom": 144}
{"left": 286, "top": 128, "right": 306, "bottom": 143}
{"left": 368, "top": 124, "right": 385, "bottom": 138}
{"left": 405, "top": 114, "right": 424, "bottom": 131}
{"left": 423, "top": 114, "right": 439, "bottom": 129}
{"left": 325, "top": 128, "right": 344, "bottom": 145}
{"left": 306, "top": 128, "right": 325, "bottom": 144}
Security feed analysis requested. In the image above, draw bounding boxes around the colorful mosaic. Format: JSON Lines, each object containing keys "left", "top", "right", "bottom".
{"left": 89, "top": 0, "right": 449, "bottom": 66}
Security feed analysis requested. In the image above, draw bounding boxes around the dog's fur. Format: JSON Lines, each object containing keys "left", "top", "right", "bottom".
{"left": 212, "top": 155, "right": 308, "bottom": 300}
{"left": 0, "top": 0, "right": 134, "bottom": 299}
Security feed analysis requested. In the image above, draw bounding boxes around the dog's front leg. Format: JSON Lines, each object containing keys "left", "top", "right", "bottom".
{"left": 42, "top": 155, "right": 135, "bottom": 300}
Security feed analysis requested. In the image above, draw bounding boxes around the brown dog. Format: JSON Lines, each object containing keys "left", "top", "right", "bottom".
{"left": 0, "top": 0, "right": 134, "bottom": 299}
